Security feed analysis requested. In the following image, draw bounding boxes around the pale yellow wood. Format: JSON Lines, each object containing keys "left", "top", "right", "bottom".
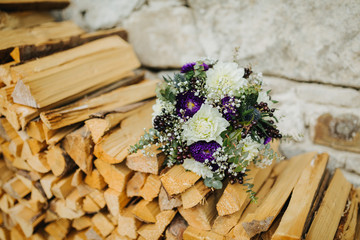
{"left": 182, "top": 180, "right": 211, "bottom": 209}
{"left": 126, "top": 172, "right": 148, "bottom": 197}
{"left": 166, "top": 214, "right": 188, "bottom": 240}
{"left": 51, "top": 173, "right": 74, "bottom": 199}
{"left": 84, "top": 169, "right": 107, "bottom": 190}
{"left": 46, "top": 144, "right": 74, "bottom": 177}
{"left": 179, "top": 193, "right": 218, "bottom": 231}
{"left": 3, "top": 176, "right": 31, "bottom": 199}
{"left": 117, "top": 204, "right": 142, "bottom": 239}
{"left": 140, "top": 174, "right": 161, "bottom": 201}
{"left": 65, "top": 188, "right": 82, "bottom": 211}
{"left": 88, "top": 189, "right": 106, "bottom": 209}
{"left": 85, "top": 226, "right": 102, "bottom": 240}
{"left": 241, "top": 152, "right": 317, "bottom": 238}
{"left": 132, "top": 199, "right": 160, "bottom": 223}
{"left": 26, "top": 119, "right": 45, "bottom": 142}
{"left": 94, "top": 159, "right": 133, "bottom": 193}
{"left": 71, "top": 168, "right": 84, "bottom": 187}
{"left": 126, "top": 145, "right": 165, "bottom": 175}
{"left": 39, "top": 173, "right": 59, "bottom": 199}
{"left": 72, "top": 216, "right": 92, "bottom": 231}
{"left": 272, "top": 153, "right": 329, "bottom": 240}
{"left": 306, "top": 169, "right": 352, "bottom": 240}
{"left": 158, "top": 186, "right": 182, "bottom": 211}
{"left": 44, "top": 218, "right": 70, "bottom": 239}
{"left": 137, "top": 210, "right": 176, "bottom": 240}
{"left": 0, "top": 11, "right": 54, "bottom": 31}
{"left": 44, "top": 123, "right": 81, "bottom": 145}
{"left": 82, "top": 195, "right": 101, "bottom": 213}
{"left": 104, "top": 188, "right": 130, "bottom": 218}
{"left": 183, "top": 226, "right": 225, "bottom": 240}
{"left": 94, "top": 100, "right": 155, "bottom": 164}
{"left": 91, "top": 212, "right": 115, "bottom": 238}
{"left": 160, "top": 165, "right": 201, "bottom": 196}
{"left": 26, "top": 152, "right": 50, "bottom": 173}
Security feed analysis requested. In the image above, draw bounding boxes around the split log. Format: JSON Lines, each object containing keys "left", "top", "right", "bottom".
{"left": 94, "top": 159, "right": 133, "bottom": 193}
{"left": 0, "top": 0, "right": 70, "bottom": 11}
{"left": 104, "top": 188, "right": 130, "bottom": 218}
{"left": 3, "top": 176, "right": 32, "bottom": 199}
{"left": 139, "top": 174, "right": 161, "bottom": 201}
{"left": 51, "top": 173, "right": 74, "bottom": 199}
{"left": 166, "top": 214, "right": 188, "bottom": 240}
{"left": 39, "top": 173, "right": 59, "bottom": 199}
{"left": 25, "top": 138, "right": 46, "bottom": 155}
{"left": 82, "top": 195, "right": 101, "bottom": 214}
{"left": 137, "top": 210, "right": 176, "bottom": 240}
{"left": 183, "top": 226, "right": 225, "bottom": 240}
{"left": 241, "top": 152, "right": 317, "bottom": 238}
{"left": 84, "top": 169, "right": 107, "bottom": 190}
{"left": 91, "top": 212, "right": 115, "bottom": 238}
{"left": 85, "top": 226, "right": 103, "bottom": 240}
{"left": 71, "top": 168, "right": 84, "bottom": 187}
{"left": 159, "top": 186, "right": 182, "bottom": 211}
{"left": 44, "top": 218, "right": 70, "bottom": 240}
{"left": 72, "top": 216, "right": 92, "bottom": 231}
{"left": 46, "top": 144, "right": 75, "bottom": 177}
{"left": 272, "top": 153, "right": 329, "bottom": 240}
{"left": 132, "top": 199, "right": 160, "bottom": 223}
{"left": 94, "top": 100, "right": 155, "bottom": 164}
{"left": 178, "top": 193, "right": 218, "bottom": 231}
{"left": 26, "top": 152, "right": 50, "bottom": 173}
{"left": 117, "top": 204, "right": 142, "bottom": 239}
{"left": 26, "top": 119, "right": 45, "bottom": 142}
{"left": 12, "top": 36, "right": 140, "bottom": 109}
{"left": 88, "top": 189, "right": 106, "bottom": 209}
{"left": 0, "top": 11, "right": 54, "bottom": 30}
{"left": 44, "top": 123, "right": 81, "bottom": 145}
{"left": 126, "top": 145, "right": 165, "bottom": 175}
{"left": 181, "top": 181, "right": 211, "bottom": 209}
{"left": 0, "top": 21, "right": 83, "bottom": 64}
{"left": 160, "top": 165, "right": 201, "bottom": 196}
{"left": 51, "top": 200, "right": 84, "bottom": 221}
{"left": 62, "top": 126, "right": 93, "bottom": 174}
{"left": 306, "top": 169, "right": 352, "bottom": 240}
{"left": 65, "top": 188, "right": 82, "bottom": 211}
{"left": 126, "top": 172, "right": 147, "bottom": 198}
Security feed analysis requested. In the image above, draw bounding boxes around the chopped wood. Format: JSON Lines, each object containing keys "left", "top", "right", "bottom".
{"left": 137, "top": 210, "right": 176, "bottom": 240}
{"left": 91, "top": 212, "right": 115, "bottom": 238}
{"left": 88, "top": 189, "right": 106, "bottom": 209}
{"left": 0, "top": 21, "right": 83, "bottom": 64}
{"left": 159, "top": 186, "right": 182, "bottom": 211}
{"left": 183, "top": 226, "right": 225, "bottom": 240}
{"left": 160, "top": 165, "right": 201, "bottom": 196}
{"left": 8, "top": 204, "right": 45, "bottom": 237}
{"left": 85, "top": 226, "right": 103, "bottom": 240}
{"left": 44, "top": 208, "right": 58, "bottom": 223}
{"left": 3, "top": 176, "right": 31, "bottom": 199}
{"left": 84, "top": 169, "right": 107, "bottom": 190}
{"left": 132, "top": 199, "right": 161, "bottom": 223}
{"left": 46, "top": 144, "right": 75, "bottom": 177}
{"left": 26, "top": 152, "right": 50, "bottom": 173}
{"left": 104, "top": 188, "right": 130, "bottom": 218}
{"left": 51, "top": 173, "right": 74, "bottom": 199}
{"left": 44, "top": 123, "right": 81, "bottom": 145}
{"left": 241, "top": 152, "right": 317, "bottom": 238}
{"left": 12, "top": 36, "right": 140, "bottom": 109}
{"left": 117, "top": 204, "right": 142, "bottom": 239}
{"left": 0, "top": 0, "right": 70, "bottom": 11}
{"left": 0, "top": 11, "right": 54, "bottom": 31}
{"left": 65, "top": 188, "right": 82, "bottom": 211}
{"left": 140, "top": 174, "right": 161, "bottom": 201}
{"left": 126, "top": 172, "right": 147, "bottom": 198}
{"left": 26, "top": 119, "right": 45, "bottom": 142}
{"left": 126, "top": 145, "right": 165, "bottom": 175}
{"left": 94, "top": 159, "right": 133, "bottom": 193}
{"left": 10, "top": 225, "right": 26, "bottom": 240}
{"left": 44, "top": 218, "right": 70, "bottom": 240}
{"left": 178, "top": 193, "right": 218, "bottom": 231}
{"left": 0, "top": 118, "right": 23, "bottom": 157}
{"left": 82, "top": 195, "right": 101, "bottom": 214}
{"left": 166, "top": 214, "right": 188, "bottom": 240}
{"left": 72, "top": 216, "right": 92, "bottom": 231}
{"left": 26, "top": 138, "right": 46, "bottom": 155}
{"left": 71, "top": 168, "right": 84, "bottom": 187}
{"left": 94, "top": 99, "right": 155, "bottom": 164}
{"left": 272, "top": 153, "right": 329, "bottom": 240}
{"left": 62, "top": 126, "right": 93, "bottom": 174}
{"left": 270, "top": 160, "right": 289, "bottom": 178}
{"left": 334, "top": 189, "right": 358, "bottom": 240}
{"left": 181, "top": 181, "right": 211, "bottom": 209}
{"left": 306, "top": 169, "right": 352, "bottom": 240}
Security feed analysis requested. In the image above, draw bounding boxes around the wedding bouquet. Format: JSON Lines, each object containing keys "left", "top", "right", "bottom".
{"left": 130, "top": 59, "right": 282, "bottom": 201}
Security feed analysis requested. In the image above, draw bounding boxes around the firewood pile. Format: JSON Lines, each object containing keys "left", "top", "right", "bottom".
{"left": 0, "top": 2, "right": 359, "bottom": 240}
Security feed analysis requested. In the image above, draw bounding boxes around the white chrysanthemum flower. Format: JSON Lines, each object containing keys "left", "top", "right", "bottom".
{"left": 182, "top": 158, "right": 213, "bottom": 178}
{"left": 152, "top": 99, "right": 174, "bottom": 121}
{"left": 257, "top": 91, "right": 273, "bottom": 109}
{"left": 205, "top": 61, "right": 247, "bottom": 98}
{"left": 240, "top": 136, "right": 262, "bottom": 162}
{"left": 181, "top": 104, "right": 230, "bottom": 145}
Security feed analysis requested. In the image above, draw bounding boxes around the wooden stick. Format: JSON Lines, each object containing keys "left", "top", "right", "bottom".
{"left": 139, "top": 174, "right": 161, "bottom": 201}
{"left": 46, "top": 144, "right": 75, "bottom": 177}
{"left": 160, "top": 165, "right": 201, "bottom": 196}
{"left": 72, "top": 216, "right": 92, "bottom": 231}
{"left": 94, "top": 159, "right": 133, "bottom": 193}
{"left": 241, "top": 152, "right": 317, "bottom": 238}
{"left": 132, "top": 199, "right": 160, "bottom": 223}
{"left": 181, "top": 181, "right": 211, "bottom": 209}
{"left": 0, "top": 0, "right": 70, "bottom": 11}
{"left": 116, "top": 204, "right": 142, "bottom": 239}
{"left": 84, "top": 169, "right": 107, "bottom": 190}
{"left": 272, "top": 153, "right": 329, "bottom": 240}
{"left": 137, "top": 210, "right": 176, "bottom": 240}
{"left": 39, "top": 173, "right": 59, "bottom": 199}
{"left": 104, "top": 188, "right": 130, "bottom": 218}
{"left": 126, "top": 145, "right": 165, "bottom": 175}
{"left": 51, "top": 173, "right": 74, "bottom": 199}
{"left": 94, "top": 100, "right": 155, "bottom": 164}
{"left": 44, "top": 218, "right": 70, "bottom": 240}
{"left": 91, "top": 212, "right": 115, "bottom": 238}
{"left": 158, "top": 186, "right": 182, "bottom": 211}
{"left": 166, "top": 214, "right": 188, "bottom": 240}
{"left": 183, "top": 226, "right": 225, "bottom": 240}
{"left": 25, "top": 119, "right": 45, "bottom": 142}
{"left": 0, "top": 11, "right": 54, "bottom": 31}
{"left": 305, "top": 169, "right": 352, "bottom": 240}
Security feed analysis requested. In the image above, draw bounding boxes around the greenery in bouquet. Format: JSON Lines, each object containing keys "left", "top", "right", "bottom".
{"left": 130, "top": 59, "right": 282, "bottom": 201}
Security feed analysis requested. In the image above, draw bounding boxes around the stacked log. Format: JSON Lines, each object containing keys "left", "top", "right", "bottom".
{"left": 0, "top": 8, "right": 359, "bottom": 240}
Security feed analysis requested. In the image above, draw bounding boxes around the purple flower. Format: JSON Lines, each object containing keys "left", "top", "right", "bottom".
{"left": 201, "top": 63, "right": 209, "bottom": 71}
{"left": 264, "top": 137, "right": 272, "bottom": 145}
{"left": 181, "top": 62, "right": 196, "bottom": 73}
{"left": 189, "top": 141, "right": 221, "bottom": 163}
{"left": 221, "top": 96, "right": 237, "bottom": 121}
{"left": 176, "top": 91, "right": 204, "bottom": 118}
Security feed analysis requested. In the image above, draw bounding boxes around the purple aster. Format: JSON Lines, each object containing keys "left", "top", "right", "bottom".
{"left": 264, "top": 137, "right": 272, "bottom": 145}
{"left": 221, "top": 96, "right": 237, "bottom": 121}
{"left": 201, "top": 63, "right": 209, "bottom": 71}
{"left": 176, "top": 91, "right": 204, "bottom": 118}
{"left": 189, "top": 141, "right": 221, "bottom": 163}
{"left": 181, "top": 62, "right": 196, "bottom": 73}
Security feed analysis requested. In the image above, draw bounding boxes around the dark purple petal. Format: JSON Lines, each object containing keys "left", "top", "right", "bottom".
{"left": 201, "top": 63, "right": 209, "bottom": 71}
{"left": 176, "top": 91, "right": 204, "bottom": 118}
{"left": 181, "top": 62, "right": 196, "bottom": 73}
{"left": 221, "top": 96, "right": 237, "bottom": 121}
{"left": 264, "top": 137, "right": 272, "bottom": 145}
{"left": 189, "top": 141, "right": 221, "bottom": 163}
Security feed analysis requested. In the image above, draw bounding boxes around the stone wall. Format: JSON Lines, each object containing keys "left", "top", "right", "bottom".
{"left": 55, "top": 0, "right": 360, "bottom": 185}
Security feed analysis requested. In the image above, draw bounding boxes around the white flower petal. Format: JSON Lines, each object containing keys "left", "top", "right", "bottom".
{"left": 182, "top": 158, "right": 213, "bottom": 179}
